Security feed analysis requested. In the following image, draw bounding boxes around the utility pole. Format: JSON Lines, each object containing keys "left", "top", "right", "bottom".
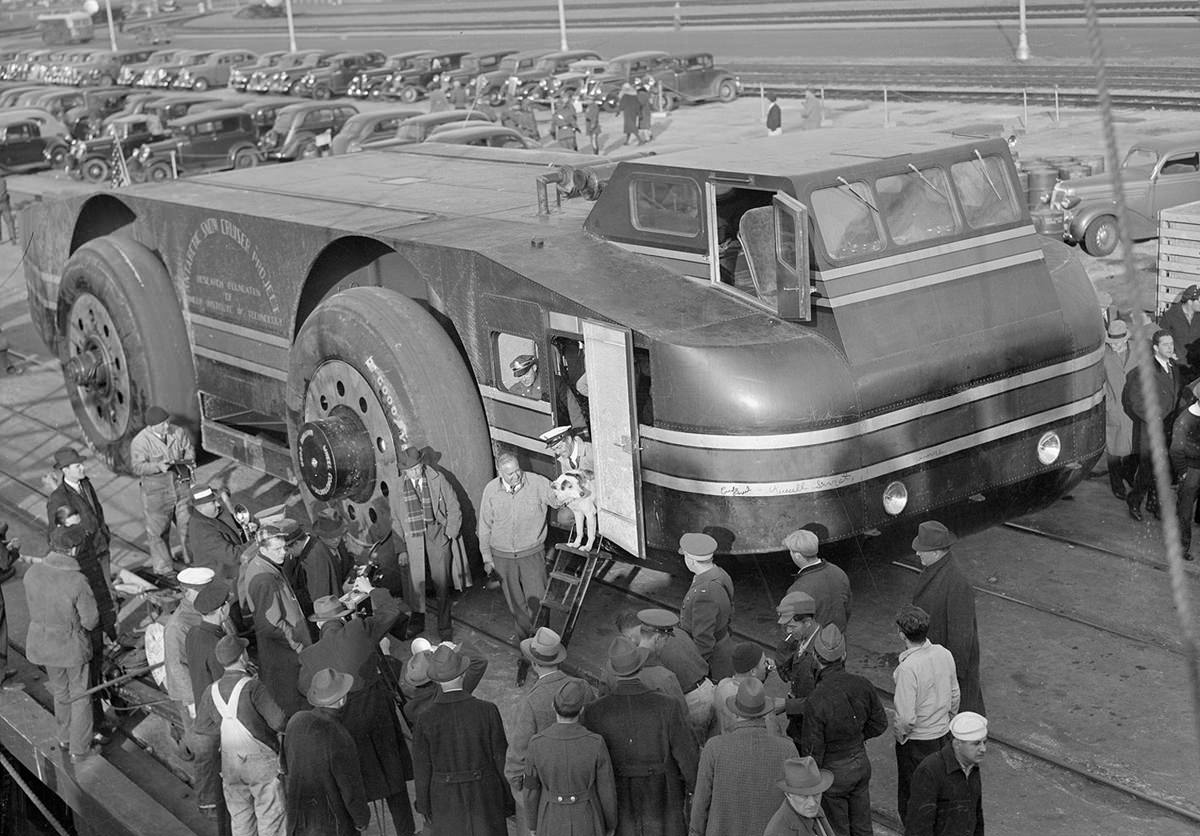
{"left": 557, "top": 0, "right": 568, "bottom": 51}
{"left": 284, "top": 0, "right": 297, "bottom": 52}
{"left": 102, "top": 0, "right": 117, "bottom": 51}
{"left": 1016, "top": 0, "right": 1031, "bottom": 62}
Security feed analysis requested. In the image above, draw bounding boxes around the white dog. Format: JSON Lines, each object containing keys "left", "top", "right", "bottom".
{"left": 551, "top": 469, "right": 598, "bottom": 552}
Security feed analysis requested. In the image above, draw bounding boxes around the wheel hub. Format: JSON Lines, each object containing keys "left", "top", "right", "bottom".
{"left": 64, "top": 292, "right": 131, "bottom": 442}
{"left": 297, "top": 405, "right": 377, "bottom": 502}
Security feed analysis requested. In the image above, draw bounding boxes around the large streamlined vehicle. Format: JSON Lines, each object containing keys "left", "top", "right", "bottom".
{"left": 22, "top": 131, "right": 1103, "bottom": 561}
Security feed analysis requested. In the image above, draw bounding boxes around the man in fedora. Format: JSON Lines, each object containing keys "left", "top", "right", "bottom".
{"left": 164, "top": 566, "right": 216, "bottom": 763}
{"left": 395, "top": 446, "right": 462, "bottom": 641}
{"left": 46, "top": 446, "right": 111, "bottom": 584}
{"left": 284, "top": 668, "right": 370, "bottom": 836}
{"left": 194, "top": 634, "right": 287, "bottom": 835}
{"left": 678, "top": 532, "right": 736, "bottom": 680}
{"left": 774, "top": 590, "right": 821, "bottom": 750}
{"left": 910, "top": 520, "right": 984, "bottom": 714}
{"left": 413, "top": 644, "right": 514, "bottom": 836}
{"left": 601, "top": 621, "right": 687, "bottom": 713}
{"left": 691, "top": 678, "right": 798, "bottom": 836}
{"left": 311, "top": 508, "right": 354, "bottom": 583}
{"left": 187, "top": 579, "right": 233, "bottom": 820}
{"left": 186, "top": 484, "right": 245, "bottom": 582}
{"left": 783, "top": 530, "right": 851, "bottom": 632}
{"left": 402, "top": 639, "right": 489, "bottom": 726}
{"left": 284, "top": 516, "right": 346, "bottom": 631}
{"left": 131, "top": 405, "right": 196, "bottom": 574}
{"left": 299, "top": 582, "right": 413, "bottom": 836}
{"left": 506, "top": 627, "right": 595, "bottom": 835}
{"left": 764, "top": 757, "right": 836, "bottom": 836}
{"left": 1102, "top": 318, "right": 1136, "bottom": 500}
{"left": 582, "top": 636, "right": 698, "bottom": 836}
{"left": 797, "top": 624, "right": 887, "bottom": 836}
{"left": 905, "top": 712, "right": 987, "bottom": 836}
{"left": 525, "top": 680, "right": 617, "bottom": 836}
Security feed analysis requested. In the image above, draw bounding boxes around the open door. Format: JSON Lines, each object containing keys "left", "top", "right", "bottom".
{"left": 581, "top": 320, "right": 645, "bottom": 557}
{"left": 773, "top": 192, "right": 812, "bottom": 322}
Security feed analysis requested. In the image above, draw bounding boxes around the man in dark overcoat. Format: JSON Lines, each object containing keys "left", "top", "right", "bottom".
{"left": 525, "top": 680, "right": 617, "bottom": 836}
{"left": 905, "top": 712, "right": 987, "bottom": 836}
{"left": 1123, "top": 328, "right": 1182, "bottom": 520}
{"left": 909, "top": 521, "right": 985, "bottom": 715}
{"left": 287, "top": 517, "right": 345, "bottom": 623}
{"left": 678, "top": 532, "right": 736, "bottom": 680}
{"left": 783, "top": 530, "right": 851, "bottom": 632}
{"left": 582, "top": 637, "right": 699, "bottom": 836}
{"left": 395, "top": 446, "right": 463, "bottom": 641}
{"left": 284, "top": 668, "right": 370, "bottom": 835}
{"left": 299, "top": 583, "right": 414, "bottom": 836}
{"left": 401, "top": 640, "right": 489, "bottom": 726}
{"left": 186, "top": 484, "right": 246, "bottom": 582}
{"left": 46, "top": 447, "right": 111, "bottom": 584}
{"left": 412, "top": 644, "right": 513, "bottom": 836}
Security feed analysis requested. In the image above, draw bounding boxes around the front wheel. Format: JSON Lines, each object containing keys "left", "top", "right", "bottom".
{"left": 232, "top": 148, "right": 259, "bottom": 169}
{"left": 717, "top": 79, "right": 738, "bottom": 102}
{"left": 314, "top": 85, "right": 332, "bottom": 100}
{"left": 146, "top": 161, "right": 172, "bottom": 181}
{"left": 192, "top": 77, "right": 209, "bottom": 91}
{"left": 49, "top": 145, "right": 69, "bottom": 167}
{"left": 1082, "top": 215, "right": 1118, "bottom": 257}
{"left": 82, "top": 157, "right": 110, "bottom": 183}
{"left": 399, "top": 85, "right": 419, "bottom": 104}
{"left": 297, "top": 139, "right": 319, "bottom": 159}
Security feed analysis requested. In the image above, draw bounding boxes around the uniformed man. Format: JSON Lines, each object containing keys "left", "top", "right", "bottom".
{"left": 636, "top": 608, "right": 714, "bottom": 742}
{"left": 539, "top": 425, "right": 594, "bottom": 475}
{"left": 678, "top": 532, "right": 736, "bottom": 680}
{"left": 775, "top": 591, "right": 821, "bottom": 752}
{"left": 798, "top": 624, "right": 887, "bottom": 836}
{"left": 508, "top": 354, "right": 542, "bottom": 399}
{"left": 164, "top": 567, "right": 216, "bottom": 763}
{"left": 784, "top": 530, "right": 851, "bottom": 632}
{"left": 130, "top": 405, "right": 196, "bottom": 575}
{"left": 186, "top": 484, "right": 246, "bottom": 583}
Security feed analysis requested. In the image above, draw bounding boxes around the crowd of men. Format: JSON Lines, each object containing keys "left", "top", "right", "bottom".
{"left": 14, "top": 402, "right": 992, "bottom": 836}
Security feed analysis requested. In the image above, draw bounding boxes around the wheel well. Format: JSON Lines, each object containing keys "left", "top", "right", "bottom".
{"left": 69, "top": 194, "right": 136, "bottom": 256}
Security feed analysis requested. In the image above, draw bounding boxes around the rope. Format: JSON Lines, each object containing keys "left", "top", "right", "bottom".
{"left": 0, "top": 747, "right": 72, "bottom": 836}
{"left": 1081, "top": 0, "right": 1200, "bottom": 769}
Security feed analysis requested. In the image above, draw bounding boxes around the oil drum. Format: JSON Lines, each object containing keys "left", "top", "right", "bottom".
{"left": 1025, "top": 165, "right": 1058, "bottom": 210}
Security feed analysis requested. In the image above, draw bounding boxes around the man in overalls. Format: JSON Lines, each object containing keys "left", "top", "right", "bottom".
{"left": 194, "top": 634, "right": 288, "bottom": 836}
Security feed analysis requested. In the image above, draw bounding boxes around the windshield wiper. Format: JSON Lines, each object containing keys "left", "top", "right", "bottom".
{"left": 836, "top": 176, "right": 878, "bottom": 214}
{"left": 907, "top": 163, "right": 951, "bottom": 202}
{"left": 971, "top": 150, "right": 1002, "bottom": 200}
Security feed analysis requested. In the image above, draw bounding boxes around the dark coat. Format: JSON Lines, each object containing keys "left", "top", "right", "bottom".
{"left": 763, "top": 801, "right": 836, "bottom": 836}
{"left": 619, "top": 91, "right": 639, "bottom": 135}
{"left": 786, "top": 560, "right": 851, "bottom": 632}
{"left": 798, "top": 662, "right": 888, "bottom": 765}
{"left": 402, "top": 643, "right": 488, "bottom": 726}
{"left": 185, "top": 620, "right": 226, "bottom": 704}
{"left": 23, "top": 552, "right": 98, "bottom": 668}
{"left": 904, "top": 743, "right": 984, "bottom": 836}
{"left": 691, "top": 722, "right": 797, "bottom": 836}
{"left": 72, "top": 537, "right": 115, "bottom": 639}
{"left": 505, "top": 668, "right": 596, "bottom": 787}
{"left": 298, "top": 589, "right": 409, "bottom": 798}
{"left": 295, "top": 536, "right": 345, "bottom": 616}
{"left": 911, "top": 551, "right": 984, "bottom": 715}
{"left": 186, "top": 509, "right": 245, "bottom": 582}
{"left": 1123, "top": 357, "right": 1181, "bottom": 450}
{"left": 525, "top": 722, "right": 617, "bottom": 836}
{"left": 680, "top": 565, "right": 736, "bottom": 680}
{"left": 582, "top": 679, "right": 699, "bottom": 836}
{"left": 46, "top": 478, "right": 109, "bottom": 558}
{"left": 1160, "top": 303, "right": 1200, "bottom": 374}
{"left": 284, "top": 707, "right": 370, "bottom": 836}
{"left": 246, "top": 558, "right": 312, "bottom": 716}
{"left": 1172, "top": 406, "right": 1200, "bottom": 472}
{"left": 412, "top": 689, "right": 514, "bottom": 836}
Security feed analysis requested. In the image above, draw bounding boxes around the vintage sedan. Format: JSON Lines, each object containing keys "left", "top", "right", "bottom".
{"left": 1053, "top": 132, "right": 1200, "bottom": 256}
{"left": 363, "top": 109, "right": 493, "bottom": 149}
{"left": 660, "top": 53, "right": 741, "bottom": 106}
{"left": 0, "top": 116, "right": 69, "bottom": 170}
{"left": 425, "top": 124, "right": 541, "bottom": 149}
{"left": 258, "top": 100, "right": 358, "bottom": 160}
{"left": 293, "top": 51, "right": 387, "bottom": 99}
{"left": 329, "top": 107, "right": 421, "bottom": 154}
{"left": 172, "top": 50, "right": 258, "bottom": 91}
{"left": 128, "top": 108, "right": 261, "bottom": 180}
{"left": 66, "top": 113, "right": 171, "bottom": 181}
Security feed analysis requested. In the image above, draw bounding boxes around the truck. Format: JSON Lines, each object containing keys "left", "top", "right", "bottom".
{"left": 22, "top": 132, "right": 1104, "bottom": 560}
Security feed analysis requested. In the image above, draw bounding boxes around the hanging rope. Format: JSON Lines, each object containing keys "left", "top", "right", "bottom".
{"left": 1080, "top": 0, "right": 1200, "bottom": 768}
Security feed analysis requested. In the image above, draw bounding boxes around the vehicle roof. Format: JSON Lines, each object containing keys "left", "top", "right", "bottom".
{"left": 506, "top": 49, "right": 555, "bottom": 61}
{"left": 609, "top": 50, "right": 669, "bottom": 62}
{"left": 427, "top": 125, "right": 524, "bottom": 141}
{"left": 170, "top": 108, "right": 249, "bottom": 126}
{"left": 110, "top": 113, "right": 155, "bottom": 124}
{"left": 240, "top": 95, "right": 302, "bottom": 108}
{"left": 210, "top": 49, "right": 256, "bottom": 58}
{"left": 671, "top": 51, "right": 714, "bottom": 60}
{"left": 464, "top": 49, "right": 519, "bottom": 59}
{"left": 0, "top": 112, "right": 42, "bottom": 124}
{"left": 398, "top": 109, "right": 489, "bottom": 127}
{"left": 344, "top": 107, "right": 422, "bottom": 123}
{"left": 392, "top": 49, "right": 435, "bottom": 59}
{"left": 276, "top": 100, "right": 356, "bottom": 116}
{"left": 543, "top": 49, "right": 599, "bottom": 60}
{"left": 1129, "top": 132, "right": 1200, "bottom": 153}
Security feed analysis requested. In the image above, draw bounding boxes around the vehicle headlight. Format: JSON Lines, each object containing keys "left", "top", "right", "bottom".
{"left": 882, "top": 481, "right": 908, "bottom": 516}
{"left": 136, "top": 145, "right": 151, "bottom": 161}
{"left": 1036, "top": 431, "right": 1061, "bottom": 465}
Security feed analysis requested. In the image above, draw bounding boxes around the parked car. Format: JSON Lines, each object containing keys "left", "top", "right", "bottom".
{"left": 233, "top": 3, "right": 284, "bottom": 18}
{"left": 329, "top": 106, "right": 421, "bottom": 154}
{"left": 129, "top": 108, "right": 261, "bottom": 180}
{"left": 425, "top": 124, "right": 541, "bottom": 149}
{"left": 503, "top": 49, "right": 602, "bottom": 104}
{"left": 0, "top": 85, "right": 50, "bottom": 108}
{"left": 526, "top": 58, "right": 608, "bottom": 105}
{"left": 0, "top": 116, "right": 69, "bottom": 170}
{"left": 61, "top": 87, "right": 140, "bottom": 137}
{"left": 659, "top": 52, "right": 740, "bottom": 106}
{"left": 117, "top": 47, "right": 181, "bottom": 86}
{"left": 101, "top": 90, "right": 168, "bottom": 125}
{"left": 382, "top": 50, "right": 470, "bottom": 103}
{"left": 292, "top": 51, "right": 386, "bottom": 99}
{"left": 1053, "top": 132, "right": 1200, "bottom": 256}
{"left": 259, "top": 100, "right": 357, "bottom": 160}
{"left": 142, "top": 49, "right": 214, "bottom": 88}
{"left": 264, "top": 50, "right": 339, "bottom": 95}
{"left": 441, "top": 48, "right": 518, "bottom": 89}
{"left": 234, "top": 95, "right": 303, "bottom": 137}
{"left": 1, "top": 108, "right": 70, "bottom": 142}
{"left": 45, "top": 47, "right": 95, "bottom": 85}
{"left": 475, "top": 49, "right": 552, "bottom": 103}
{"left": 172, "top": 50, "right": 257, "bottom": 91}
{"left": 593, "top": 50, "right": 671, "bottom": 108}
{"left": 228, "top": 50, "right": 287, "bottom": 92}
{"left": 71, "top": 47, "right": 158, "bottom": 87}
{"left": 66, "top": 112, "right": 170, "bottom": 181}
{"left": 364, "top": 109, "right": 493, "bottom": 150}
{"left": 138, "top": 92, "right": 223, "bottom": 125}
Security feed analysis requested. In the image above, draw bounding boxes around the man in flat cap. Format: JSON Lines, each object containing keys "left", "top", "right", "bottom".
{"left": 691, "top": 678, "right": 798, "bottom": 836}
{"left": 131, "top": 405, "right": 196, "bottom": 574}
{"left": 764, "top": 757, "right": 836, "bottom": 836}
{"left": 509, "top": 354, "right": 543, "bottom": 399}
{"left": 1160, "top": 284, "right": 1200, "bottom": 382}
{"left": 299, "top": 578, "right": 413, "bottom": 836}
{"left": 164, "top": 566, "right": 215, "bottom": 763}
{"left": 540, "top": 425, "right": 594, "bottom": 476}
{"left": 797, "top": 625, "right": 887, "bottom": 836}
{"left": 284, "top": 668, "right": 370, "bottom": 836}
{"left": 395, "top": 445, "right": 462, "bottom": 641}
{"left": 784, "top": 529, "right": 851, "bottom": 632}
{"left": 910, "top": 521, "right": 984, "bottom": 714}
{"left": 678, "top": 532, "right": 736, "bottom": 680}
{"left": 194, "top": 634, "right": 287, "bottom": 835}
{"left": 905, "top": 712, "right": 987, "bottom": 836}
{"left": 506, "top": 627, "right": 595, "bottom": 835}
{"left": 583, "top": 637, "right": 698, "bottom": 836}
{"left": 525, "top": 680, "right": 617, "bottom": 836}
{"left": 413, "top": 645, "right": 514, "bottom": 836}
{"left": 774, "top": 590, "right": 821, "bottom": 750}
{"left": 46, "top": 446, "right": 111, "bottom": 586}
{"left": 634, "top": 608, "right": 713, "bottom": 741}
{"left": 187, "top": 579, "right": 233, "bottom": 820}
{"left": 186, "top": 484, "right": 245, "bottom": 582}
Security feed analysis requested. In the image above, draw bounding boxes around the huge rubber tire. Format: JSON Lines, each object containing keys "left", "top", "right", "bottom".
{"left": 232, "top": 148, "right": 258, "bottom": 169}
{"left": 717, "top": 78, "right": 738, "bottom": 102}
{"left": 192, "top": 77, "right": 209, "bottom": 91}
{"left": 57, "top": 236, "right": 198, "bottom": 474}
{"left": 399, "top": 85, "right": 419, "bottom": 104}
{"left": 286, "top": 287, "right": 492, "bottom": 542}
{"left": 1082, "top": 215, "right": 1118, "bottom": 257}
{"left": 81, "top": 157, "right": 110, "bottom": 183}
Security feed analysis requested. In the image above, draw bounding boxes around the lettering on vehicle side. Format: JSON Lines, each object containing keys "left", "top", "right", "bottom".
{"left": 180, "top": 217, "right": 283, "bottom": 330}
{"left": 364, "top": 354, "right": 409, "bottom": 441}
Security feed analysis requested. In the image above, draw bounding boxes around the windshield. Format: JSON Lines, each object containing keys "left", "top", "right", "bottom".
{"left": 499, "top": 56, "right": 520, "bottom": 72}
{"left": 395, "top": 124, "right": 423, "bottom": 142}
{"left": 272, "top": 111, "right": 296, "bottom": 133}
{"left": 1122, "top": 147, "right": 1158, "bottom": 169}
{"left": 460, "top": 56, "right": 480, "bottom": 73}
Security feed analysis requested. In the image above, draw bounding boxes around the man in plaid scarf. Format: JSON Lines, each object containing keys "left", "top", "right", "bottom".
{"left": 396, "top": 447, "right": 462, "bottom": 641}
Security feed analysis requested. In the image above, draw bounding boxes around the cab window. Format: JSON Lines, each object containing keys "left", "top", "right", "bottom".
{"left": 630, "top": 175, "right": 701, "bottom": 237}
{"left": 496, "top": 333, "right": 542, "bottom": 399}
{"left": 810, "top": 180, "right": 885, "bottom": 259}
{"left": 1160, "top": 152, "right": 1200, "bottom": 176}
{"left": 951, "top": 155, "right": 1021, "bottom": 229}
{"left": 876, "top": 166, "right": 957, "bottom": 245}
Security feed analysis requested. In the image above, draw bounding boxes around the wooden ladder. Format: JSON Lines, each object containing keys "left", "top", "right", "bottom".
{"left": 516, "top": 543, "right": 602, "bottom": 684}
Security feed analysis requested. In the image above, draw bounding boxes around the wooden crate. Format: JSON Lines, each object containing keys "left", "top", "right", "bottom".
{"left": 1158, "top": 202, "right": 1200, "bottom": 315}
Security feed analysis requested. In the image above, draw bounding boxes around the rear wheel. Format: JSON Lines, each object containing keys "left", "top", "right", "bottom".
{"left": 48, "top": 144, "right": 69, "bottom": 167}
{"left": 232, "top": 148, "right": 258, "bottom": 169}
{"left": 1082, "top": 215, "right": 1118, "bottom": 257}
{"left": 146, "top": 161, "right": 172, "bottom": 181}
{"left": 297, "top": 139, "right": 319, "bottom": 159}
{"left": 81, "top": 157, "right": 110, "bottom": 183}
{"left": 98, "top": 73, "right": 115, "bottom": 86}
{"left": 314, "top": 84, "right": 332, "bottom": 100}
{"left": 287, "top": 287, "right": 492, "bottom": 545}
{"left": 57, "top": 236, "right": 198, "bottom": 473}
{"left": 717, "top": 78, "right": 738, "bottom": 102}
{"left": 399, "top": 86, "right": 419, "bottom": 104}
{"left": 192, "top": 77, "right": 209, "bottom": 91}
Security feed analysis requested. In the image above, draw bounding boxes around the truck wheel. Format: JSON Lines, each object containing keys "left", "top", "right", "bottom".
{"left": 399, "top": 86, "right": 419, "bottom": 104}
{"left": 147, "top": 162, "right": 172, "bottom": 181}
{"left": 286, "top": 287, "right": 492, "bottom": 545}
{"left": 233, "top": 148, "right": 258, "bottom": 169}
{"left": 1082, "top": 215, "right": 1118, "bottom": 257}
{"left": 717, "top": 79, "right": 738, "bottom": 102}
{"left": 82, "top": 157, "right": 110, "bottom": 183}
{"left": 57, "top": 236, "right": 197, "bottom": 474}
{"left": 192, "top": 77, "right": 209, "bottom": 91}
